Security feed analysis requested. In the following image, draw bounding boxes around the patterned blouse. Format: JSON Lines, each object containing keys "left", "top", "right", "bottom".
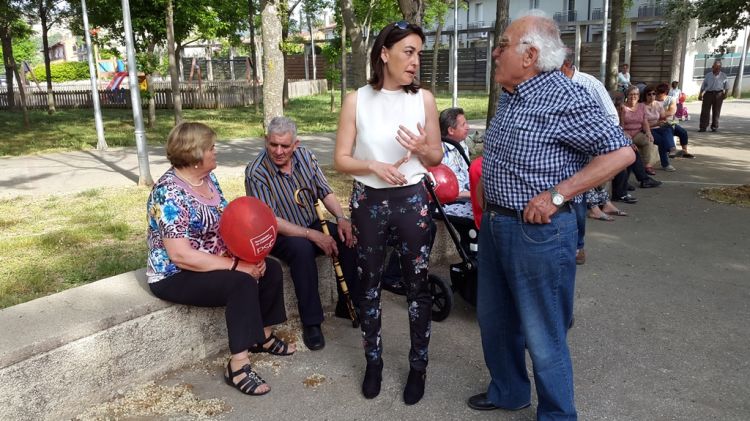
{"left": 146, "top": 168, "right": 228, "bottom": 283}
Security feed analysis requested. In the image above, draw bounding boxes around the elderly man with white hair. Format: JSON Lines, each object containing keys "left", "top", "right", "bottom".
{"left": 467, "top": 12, "right": 634, "bottom": 420}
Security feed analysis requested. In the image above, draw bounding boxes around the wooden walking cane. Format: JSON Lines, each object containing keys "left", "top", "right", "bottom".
{"left": 294, "top": 188, "right": 360, "bottom": 328}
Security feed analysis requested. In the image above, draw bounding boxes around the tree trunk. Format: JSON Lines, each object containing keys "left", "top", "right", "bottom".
{"left": 431, "top": 21, "right": 443, "bottom": 93}
{"left": 249, "top": 0, "right": 260, "bottom": 112}
{"left": 1, "top": 32, "right": 15, "bottom": 109}
{"left": 166, "top": 0, "right": 182, "bottom": 124}
{"left": 12, "top": 61, "right": 30, "bottom": 128}
{"left": 398, "top": 0, "right": 423, "bottom": 26}
{"left": 341, "top": 20, "right": 347, "bottom": 105}
{"left": 261, "top": 0, "right": 285, "bottom": 128}
{"left": 670, "top": 25, "right": 686, "bottom": 84}
{"left": 732, "top": 29, "right": 749, "bottom": 98}
{"left": 486, "top": 0, "right": 509, "bottom": 126}
{"left": 40, "top": 7, "right": 56, "bottom": 114}
{"left": 606, "top": 0, "right": 624, "bottom": 92}
{"left": 146, "top": 44, "right": 156, "bottom": 129}
{"left": 341, "top": 0, "right": 367, "bottom": 88}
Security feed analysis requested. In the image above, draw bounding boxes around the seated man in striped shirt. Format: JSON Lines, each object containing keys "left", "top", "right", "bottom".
{"left": 245, "top": 116, "right": 359, "bottom": 351}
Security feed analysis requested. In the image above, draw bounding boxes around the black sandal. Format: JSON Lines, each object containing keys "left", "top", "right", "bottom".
{"left": 224, "top": 360, "right": 269, "bottom": 396}
{"left": 249, "top": 334, "right": 295, "bottom": 356}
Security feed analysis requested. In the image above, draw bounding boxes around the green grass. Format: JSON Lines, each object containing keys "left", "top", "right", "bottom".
{"left": 0, "top": 92, "right": 490, "bottom": 156}
{"left": 0, "top": 170, "right": 356, "bottom": 309}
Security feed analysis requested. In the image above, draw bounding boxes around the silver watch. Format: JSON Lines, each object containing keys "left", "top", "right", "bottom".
{"left": 548, "top": 187, "right": 565, "bottom": 208}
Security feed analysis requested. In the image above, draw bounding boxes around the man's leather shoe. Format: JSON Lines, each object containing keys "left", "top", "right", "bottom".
{"left": 698, "top": 128, "right": 706, "bottom": 132}
{"left": 575, "top": 249, "right": 586, "bottom": 265}
{"left": 467, "top": 393, "right": 530, "bottom": 411}
{"left": 334, "top": 301, "right": 350, "bottom": 319}
{"left": 613, "top": 194, "right": 638, "bottom": 204}
{"left": 640, "top": 178, "right": 662, "bottom": 188}
{"left": 302, "top": 325, "right": 325, "bottom": 350}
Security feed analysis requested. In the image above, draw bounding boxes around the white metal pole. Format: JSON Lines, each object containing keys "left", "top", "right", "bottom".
{"left": 452, "top": 0, "right": 458, "bottom": 107}
{"left": 599, "top": 0, "right": 609, "bottom": 83}
{"left": 81, "top": 0, "right": 107, "bottom": 150}
{"left": 122, "top": 0, "right": 153, "bottom": 185}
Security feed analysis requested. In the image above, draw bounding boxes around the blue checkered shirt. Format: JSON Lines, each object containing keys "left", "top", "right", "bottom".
{"left": 483, "top": 71, "right": 630, "bottom": 211}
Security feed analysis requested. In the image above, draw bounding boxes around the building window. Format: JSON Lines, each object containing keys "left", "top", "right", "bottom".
{"left": 475, "top": 3, "right": 483, "bottom": 22}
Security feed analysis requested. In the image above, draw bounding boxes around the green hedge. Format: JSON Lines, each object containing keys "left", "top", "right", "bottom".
{"left": 31, "top": 61, "right": 90, "bottom": 82}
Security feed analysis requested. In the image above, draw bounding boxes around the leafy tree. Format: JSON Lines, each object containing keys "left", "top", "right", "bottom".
{"left": 22, "top": 0, "right": 73, "bottom": 114}
{"left": 486, "top": 0, "right": 509, "bottom": 125}
{"left": 0, "top": 34, "right": 39, "bottom": 65}
{"left": 398, "top": 0, "right": 424, "bottom": 26}
{"left": 423, "top": 0, "right": 450, "bottom": 92}
{"left": 261, "top": 0, "right": 284, "bottom": 127}
{"left": 341, "top": 0, "right": 400, "bottom": 88}
{"left": 0, "top": 3, "right": 32, "bottom": 125}
{"left": 605, "top": 0, "right": 629, "bottom": 92}
{"left": 320, "top": 38, "right": 341, "bottom": 110}
{"left": 661, "top": 0, "right": 750, "bottom": 96}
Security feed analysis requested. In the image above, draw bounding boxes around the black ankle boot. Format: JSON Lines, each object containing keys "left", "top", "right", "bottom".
{"left": 403, "top": 368, "right": 426, "bottom": 405}
{"left": 362, "top": 360, "right": 383, "bottom": 399}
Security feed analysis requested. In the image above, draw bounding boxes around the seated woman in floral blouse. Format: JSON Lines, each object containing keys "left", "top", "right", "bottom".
{"left": 146, "top": 122, "right": 295, "bottom": 397}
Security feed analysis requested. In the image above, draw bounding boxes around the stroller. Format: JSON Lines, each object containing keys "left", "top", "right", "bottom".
{"left": 675, "top": 92, "right": 689, "bottom": 121}
{"left": 381, "top": 137, "right": 480, "bottom": 322}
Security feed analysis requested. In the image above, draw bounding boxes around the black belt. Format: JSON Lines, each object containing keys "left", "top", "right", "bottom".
{"left": 707, "top": 90, "right": 724, "bottom": 93}
{"left": 486, "top": 202, "right": 572, "bottom": 217}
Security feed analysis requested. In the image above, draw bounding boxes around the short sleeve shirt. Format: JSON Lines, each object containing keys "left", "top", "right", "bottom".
{"left": 483, "top": 71, "right": 630, "bottom": 210}
{"left": 244, "top": 145, "right": 333, "bottom": 227}
{"left": 146, "top": 169, "right": 229, "bottom": 283}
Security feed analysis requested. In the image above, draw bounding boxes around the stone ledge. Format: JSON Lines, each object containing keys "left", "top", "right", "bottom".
{"left": 0, "top": 223, "right": 457, "bottom": 421}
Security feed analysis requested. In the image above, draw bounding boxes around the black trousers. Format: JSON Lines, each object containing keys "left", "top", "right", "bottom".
{"left": 613, "top": 149, "right": 650, "bottom": 198}
{"left": 700, "top": 91, "right": 724, "bottom": 130}
{"left": 149, "top": 258, "right": 285, "bottom": 354}
{"left": 271, "top": 220, "right": 359, "bottom": 327}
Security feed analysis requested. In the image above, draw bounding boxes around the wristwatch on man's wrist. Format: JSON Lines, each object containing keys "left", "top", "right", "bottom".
{"left": 335, "top": 215, "right": 350, "bottom": 223}
{"left": 548, "top": 187, "right": 566, "bottom": 208}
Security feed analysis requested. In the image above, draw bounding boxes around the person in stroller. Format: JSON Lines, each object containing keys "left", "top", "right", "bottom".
{"left": 381, "top": 107, "right": 475, "bottom": 289}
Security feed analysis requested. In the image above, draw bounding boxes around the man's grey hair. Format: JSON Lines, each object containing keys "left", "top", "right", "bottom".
{"left": 266, "top": 116, "right": 297, "bottom": 139}
{"left": 516, "top": 10, "right": 566, "bottom": 72}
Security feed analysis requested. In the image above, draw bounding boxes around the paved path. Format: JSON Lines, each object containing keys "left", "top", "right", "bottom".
{"left": 3, "top": 104, "right": 749, "bottom": 420}
{"left": 0, "top": 120, "right": 488, "bottom": 199}
{"left": 126, "top": 101, "right": 749, "bottom": 421}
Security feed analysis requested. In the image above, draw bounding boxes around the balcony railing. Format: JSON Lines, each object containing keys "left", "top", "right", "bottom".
{"left": 591, "top": 8, "right": 611, "bottom": 20}
{"left": 638, "top": 2, "right": 666, "bottom": 18}
{"left": 553, "top": 10, "right": 578, "bottom": 23}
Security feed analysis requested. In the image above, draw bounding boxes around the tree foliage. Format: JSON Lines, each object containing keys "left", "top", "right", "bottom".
{"left": 661, "top": 0, "right": 750, "bottom": 52}
{"left": 0, "top": 21, "right": 36, "bottom": 65}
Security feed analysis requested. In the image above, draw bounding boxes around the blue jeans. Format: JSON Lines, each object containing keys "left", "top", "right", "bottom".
{"left": 571, "top": 199, "right": 586, "bottom": 250}
{"left": 673, "top": 124, "right": 688, "bottom": 147}
{"left": 651, "top": 126, "right": 676, "bottom": 168}
{"left": 477, "top": 209, "right": 578, "bottom": 421}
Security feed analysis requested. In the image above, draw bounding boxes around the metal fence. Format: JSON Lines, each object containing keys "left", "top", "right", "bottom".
{"left": 0, "top": 79, "right": 327, "bottom": 110}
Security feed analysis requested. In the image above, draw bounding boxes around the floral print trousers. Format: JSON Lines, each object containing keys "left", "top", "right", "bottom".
{"left": 350, "top": 180, "right": 433, "bottom": 371}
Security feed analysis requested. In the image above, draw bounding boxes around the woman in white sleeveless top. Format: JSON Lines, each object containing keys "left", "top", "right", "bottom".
{"left": 334, "top": 21, "right": 442, "bottom": 405}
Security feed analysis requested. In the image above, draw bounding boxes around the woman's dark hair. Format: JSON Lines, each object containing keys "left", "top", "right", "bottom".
{"left": 656, "top": 83, "right": 670, "bottom": 95}
{"left": 641, "top": 85, "right": 658, "bottom": 102}
{"left": 368, "top": 21, "right": 426, "bottom": 93}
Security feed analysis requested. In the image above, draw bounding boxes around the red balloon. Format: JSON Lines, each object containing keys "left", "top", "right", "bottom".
{"left": 428, "top": 164, "right": 459, "bottom": 204}
{"left": 219, "top": 197, "right": 278, "bottom": 264}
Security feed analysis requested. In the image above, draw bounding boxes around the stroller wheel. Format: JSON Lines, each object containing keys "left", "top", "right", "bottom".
{"left": 428, "top": 274, "right": 453, "bottom": 322}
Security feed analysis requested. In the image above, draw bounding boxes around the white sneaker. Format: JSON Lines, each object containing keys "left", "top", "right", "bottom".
{"left": 662, "top": 165, "right": 676, "bottom": 172}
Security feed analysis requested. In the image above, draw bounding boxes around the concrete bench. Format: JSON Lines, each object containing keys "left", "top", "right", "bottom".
{"left": 0, "top": 223, "right": 458, "bottom": 421}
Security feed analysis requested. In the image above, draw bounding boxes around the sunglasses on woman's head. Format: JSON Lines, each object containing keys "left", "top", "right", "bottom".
{"left": 394, "top": 20, "right": 410, "bottom": 29}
